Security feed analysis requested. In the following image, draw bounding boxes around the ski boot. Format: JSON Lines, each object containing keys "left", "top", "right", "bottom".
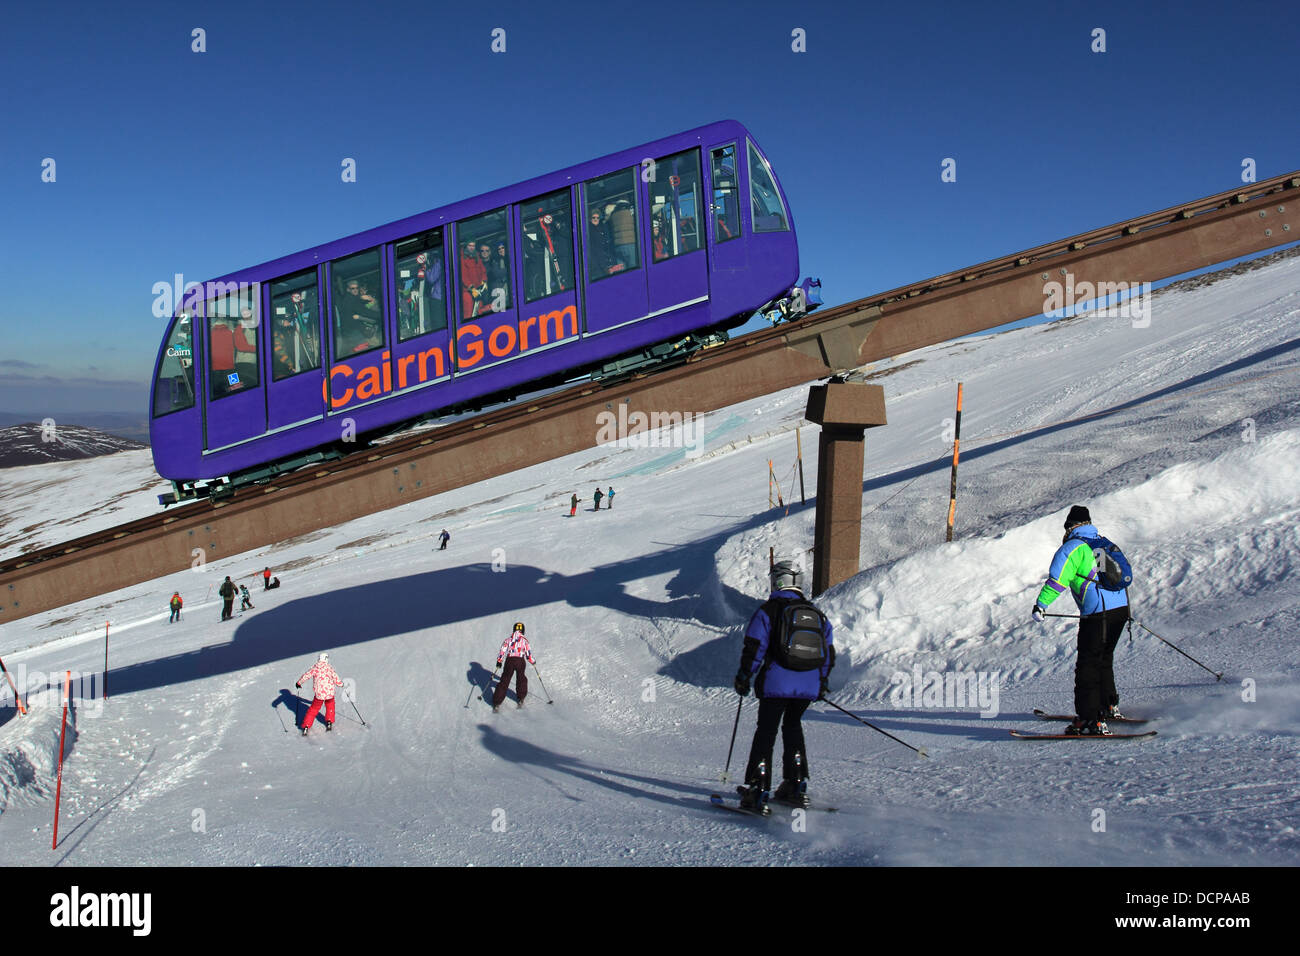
{"left": 300, "top": 727, "right": 308, "bottom": 737}
{"left": 773, "top": 779, "right": 809, "bottom": 808}
{"left": 737, "top": 785, "right": 771, "bottom": 815}
{"left": 1105, "top": 704, "right": 1124, "bottom": 720}
{"left": 517, "top": 699, "right": 525, "bottom": 710}
{"left": 492, "top": 705, "right": 500, "bottom": 713}
{"left": 325, "top": 720, "right": 333, "bottom": 732}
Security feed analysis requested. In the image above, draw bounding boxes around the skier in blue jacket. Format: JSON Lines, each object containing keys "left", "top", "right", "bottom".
{"left": 734, "top": 559, "right": 834, "bottom": 811}
{"left": 1032, "top": 505, "right": 1131, "bottom": 734}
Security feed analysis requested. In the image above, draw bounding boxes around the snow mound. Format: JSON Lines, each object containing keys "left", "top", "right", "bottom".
{"left": 0, "top": 705, "right": 67, "bottom": 811}
{"left": 820, "top": 429, "right": 1300, "bottom": 698}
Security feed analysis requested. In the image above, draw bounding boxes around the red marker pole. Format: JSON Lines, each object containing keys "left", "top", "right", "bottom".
{"left": 53, "top": 670, "right": 71, "bottom": 850}
{"left": 0, "top": 654, "right": 26, "bottom": 716}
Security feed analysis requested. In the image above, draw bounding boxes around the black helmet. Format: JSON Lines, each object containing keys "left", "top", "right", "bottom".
{"left": 769, "top": 560, "right": 802, "bottom": 592}
{"left": 513, "top": 622, "right": 525, "bottom": 634}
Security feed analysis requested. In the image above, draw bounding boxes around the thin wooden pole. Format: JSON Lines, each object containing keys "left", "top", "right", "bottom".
{"left": 795, "top": 428, "right": 806, "bottom": 505}
{"left": 103, "top": 621, "right": 109, "bottom": 700}
{"left": 0, "top": 654, "right": 26, "bottom": 716}
{"left": 946, "top": 383, "right": 963, "bottom": 542}
{"left": 53, "top": 670, "right": 71, "bottom": 850}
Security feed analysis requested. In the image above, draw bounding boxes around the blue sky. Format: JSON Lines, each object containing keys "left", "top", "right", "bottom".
{"left": 1, "top": 0, "right": 1296, "bottom": 416}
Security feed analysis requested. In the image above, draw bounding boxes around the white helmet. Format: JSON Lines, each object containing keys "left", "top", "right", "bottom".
{"left": 770, "top": 560, "right": 802, "bottom": 593}
{"left": 318, "top": 652, "right": 329, "bottom": 662}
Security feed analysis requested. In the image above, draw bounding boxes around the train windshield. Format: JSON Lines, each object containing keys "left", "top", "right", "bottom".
{"left": 152, "top": 313, "right": 196, "bottom": 417}
{"left": 748, "top": 141, "right": 789, "bottom": 233}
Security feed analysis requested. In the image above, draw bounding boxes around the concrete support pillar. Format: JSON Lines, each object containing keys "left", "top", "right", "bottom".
{"left": 805, "top": 383, "right": 888, "bottom": 596}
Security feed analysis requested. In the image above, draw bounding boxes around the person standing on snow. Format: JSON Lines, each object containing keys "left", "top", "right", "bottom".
{"left": 569, "top": 493, "right": 579, "bottom": 517}
{"left": 606, "top": 487, "right": 615, "bottom": 509}
{"left": 219, "top": 576, "right": 237, "bottom": 621}
{"left": 438, "top": 529, "right": 450, "bottom": 550}
{"left": 297, "top": 653, "right": 344, "bottom": 735}
{"left": 1032, "top": 505, "right": 1131, "bottom": 736}
{"left": 169, "top": 591, "right": 183, "bottom": 623}
{"left": 492, "top": 622, "right": 536, "bottom": 712}
{"left": 263, "top": 566, "right": 272, "bottom": 590}
{"left": 593, "top": 487, "right": 604, "bottom": 510}
{"left": 734, "top": 559, "right": 834, "bottom": 812}
{"left": 239, "top": 584, "right": 255, "bottom": 611}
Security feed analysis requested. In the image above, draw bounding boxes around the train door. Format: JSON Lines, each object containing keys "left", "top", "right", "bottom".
{"left": 391, "top": 227, "right": 454, "bottom": 395}
{"left": 707, "top": 142, "right": 746, "bottom": 274}
{"left": 581, "top": 167, "right": 649, "bottom": 334}
{"left": 265, "top": 266, "right": 326, "bottom": 430}
{"left": 645, "top": 147, "right": 708, "bottom": 316}
{"left": 202, "top": 283, "right": 268, "bottom": 451}
{"left": 516, "top": 187, "right": 580, "bottom": 359}
{"left": 452, "top": 205, "right": 523, "bottom": 376}
{"left": 325, "top": 245, "right": 388, "bottom": 415}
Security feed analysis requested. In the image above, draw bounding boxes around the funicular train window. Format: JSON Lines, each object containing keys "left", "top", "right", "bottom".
{"left": 395, "top": 229, "right": 447, "bottom": 341}
{"left": 649, "top": 149, "right": 702, "bottom": 262}
{"left": 584, "top": 169, "right": 639, "bottom": 282}
{"left": 710, "top": 145, "right": 740, "bottom": 243}
{"left": 457, "top": 208, "right": 512, "bottom": 319}
{"left": 748, "top": 141, "right": 788, "bottom": 233}
{"left": 332, "top": 248, "right": 385, "bottom": 357}
{"left": 207, "top": 283, "right": 260, "bottom": 401}
{"left": 521, "top": 189, "right": 574, "bottom": 304}
{"left": 153, "top": 312, "right": 196, "bottom": 416}
{"left": 270, "top": 269, "right": 321, "bottom": 381}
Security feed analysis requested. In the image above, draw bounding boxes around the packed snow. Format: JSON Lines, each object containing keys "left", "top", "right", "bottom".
{"left": 0, "top": 253, "right": 1297, "bottom": 866}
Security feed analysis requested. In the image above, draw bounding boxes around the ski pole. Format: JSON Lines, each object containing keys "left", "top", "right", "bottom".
{"left": 342, "top": 685, "right": 367, "bottom": 726}
{"left": 720, "top": 696, "right": 743, "bottom": 783}
{"left": 1044, "top": 612, "right": 1080, "bottom": 619}
{"left": 821, "top": 696, "right": 929, "bottom": 758}
{"left": 464, "top": 675, "right": 480, "bottom": 708}
{"left": 531, "top": 662, "right": 554, "bottom": 704}
{"left": 0, "top": 654, "right": 27, "bottom": 716}
{"left": 294, "top": 687, "right": 302, "bottom": 728}
{"left": 1133, "top": 620, "right": 1223, "bottom": 681}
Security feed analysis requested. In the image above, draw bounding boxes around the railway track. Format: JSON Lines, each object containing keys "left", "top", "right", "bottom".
{"left": 1, "top": 169, "right": 1295, "bottom": 622}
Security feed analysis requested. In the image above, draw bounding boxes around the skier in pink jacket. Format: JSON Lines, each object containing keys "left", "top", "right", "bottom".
{"left": 492, "top": 622, "right": 535, "bottom": 712}
{"left": 297, "top": 652, "right": 344, "bottom": 735}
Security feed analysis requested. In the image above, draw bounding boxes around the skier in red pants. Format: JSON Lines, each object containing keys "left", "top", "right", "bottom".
{"left": 297, "top": 652, "right": 344, "bottom": 735}
{"left": 492, "top": 622, "right": 535, "bottom": 712}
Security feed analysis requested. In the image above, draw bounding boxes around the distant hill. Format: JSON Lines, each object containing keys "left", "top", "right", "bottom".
{"left": 0, "top": 423, "right": 146, "bottom": 468}
{"left": 0, "top": 412, "right": 149, "bottom": 445}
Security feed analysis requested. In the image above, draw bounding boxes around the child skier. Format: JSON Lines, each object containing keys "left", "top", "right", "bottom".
{"left": 297, "top": 653, "right": 344, "bottom": 735}
{"left": 239, "top": 584, "right": 254, "bottom": 611}
{"left": 492, "top": 622, "right": 536, "bottom": 712}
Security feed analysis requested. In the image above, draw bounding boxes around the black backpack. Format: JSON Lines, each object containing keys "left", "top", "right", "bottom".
{"left": 762, "top": 597, "right": 828, "bottom": 672}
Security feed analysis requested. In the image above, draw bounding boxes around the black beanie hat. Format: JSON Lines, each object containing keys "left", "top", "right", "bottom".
{"left": 1064, "top": 505, "right": 1091, "bottom": 529}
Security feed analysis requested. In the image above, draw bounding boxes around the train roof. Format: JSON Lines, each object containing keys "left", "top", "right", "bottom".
{"left": 190, "top": 119, "right": 753, "bottom": 298}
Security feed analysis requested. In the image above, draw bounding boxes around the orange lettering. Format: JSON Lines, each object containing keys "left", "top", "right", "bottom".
{"left": 398, "top": 353, "right": 416, "bottom": 389}
{"left": 420, "top": 343, "right": 445, "bottom": 380}
{"left": 328, "top": 364, "right": 354, "bottom": 408}
{"left": 537, "top": 305, "right": 577, "bottom": 345}
{"left": 356, "top": 365, "right": 382, "bottom": 400}
{"left": 519, "top": 315, "right": 537, "bottom": 351}
{"left": 458, "top": 324, "right": 484, "bottom": 368}
{"left": 382, "top": 351, "right": 392, "bottom": 393}
{"left": 488, "top": 324, "right": 517, "bottom": 358}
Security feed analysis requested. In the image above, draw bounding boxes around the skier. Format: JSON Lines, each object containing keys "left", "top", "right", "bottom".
{"left": 296, "top": 653, "right": 344, "bottom": 735}
{"left": 569, "top": 493, "right": 578, "bottom": 517}
{"left": 218, "top": 576, "right": 237, "bottom": 621}
{"left": 492, "top": 622, "right": 536, "bottom": 712}
{"left": 606, "top": 486, "right": 615, "bottom": 509}
{"left": 169, "top": 591, "right": 183, "bottom": 623}
{"left": 1032, "top": 505, "right": 1131, "bottom": 735}
{"left": 263, "top": 566, "right": 272, "bottom": 590}
{"left": 438, "top": 529, "right": 450, "bottom": 550}
{"left": 593, "top": 487, "right": 604, "bottom": 511}
{"left": 733, "top": 559, "right": 834, "bottom": 812}
{"left": 239, "top": 584, "right": 254, "bottom": 611}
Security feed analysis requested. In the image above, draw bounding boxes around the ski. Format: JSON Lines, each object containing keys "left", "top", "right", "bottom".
{"left": 1033, "top": 708, "right": 1148, "bottom": 725}
{"left": 1010, "top": 729, "right": 1157, "bottom": 740}
{"left": 709, "top": 793, "right": 838, "bottom": 815}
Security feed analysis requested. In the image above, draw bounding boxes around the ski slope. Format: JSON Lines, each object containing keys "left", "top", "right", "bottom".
{"left": 1, "top": 253, "right": 1297, "bottom": 866}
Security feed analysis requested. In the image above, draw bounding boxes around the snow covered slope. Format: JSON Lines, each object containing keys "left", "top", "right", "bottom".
{"left": 0, "top": 252, "right": 1296, "bottom": 866}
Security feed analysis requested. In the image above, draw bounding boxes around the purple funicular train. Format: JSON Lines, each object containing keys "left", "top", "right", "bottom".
{"left": 149, "top": 119, "right": 819, "bottom": 504}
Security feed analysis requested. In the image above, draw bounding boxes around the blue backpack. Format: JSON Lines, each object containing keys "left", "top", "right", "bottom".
{"left": 1070, "top": 534, "right": 1133, "bottom": 592}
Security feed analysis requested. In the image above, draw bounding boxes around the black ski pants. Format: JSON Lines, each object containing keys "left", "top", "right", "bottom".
{"left": 221, "top": 597, "right": 234, "bottom": 620}
{"left": 493, "top": 656, "right": 528, "bottom": 706}
{"left": 745, "top": 697, "right": 811, "bottom": 789}
{"left": 1075, "top": 606, "right": 1129, "bottom": 721}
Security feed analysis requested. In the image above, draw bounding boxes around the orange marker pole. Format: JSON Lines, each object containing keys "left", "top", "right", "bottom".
{"left": 52, "top": 670, "right": 71, "bottom": 850}
{"left": 946, "top": 383, "right": 964, "bottom": 542}
{"left": 103, "top": 621, "right": 109, "bottom": 700}
{"left": 0, "top": 654, "right": 26, "bottom": 716}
